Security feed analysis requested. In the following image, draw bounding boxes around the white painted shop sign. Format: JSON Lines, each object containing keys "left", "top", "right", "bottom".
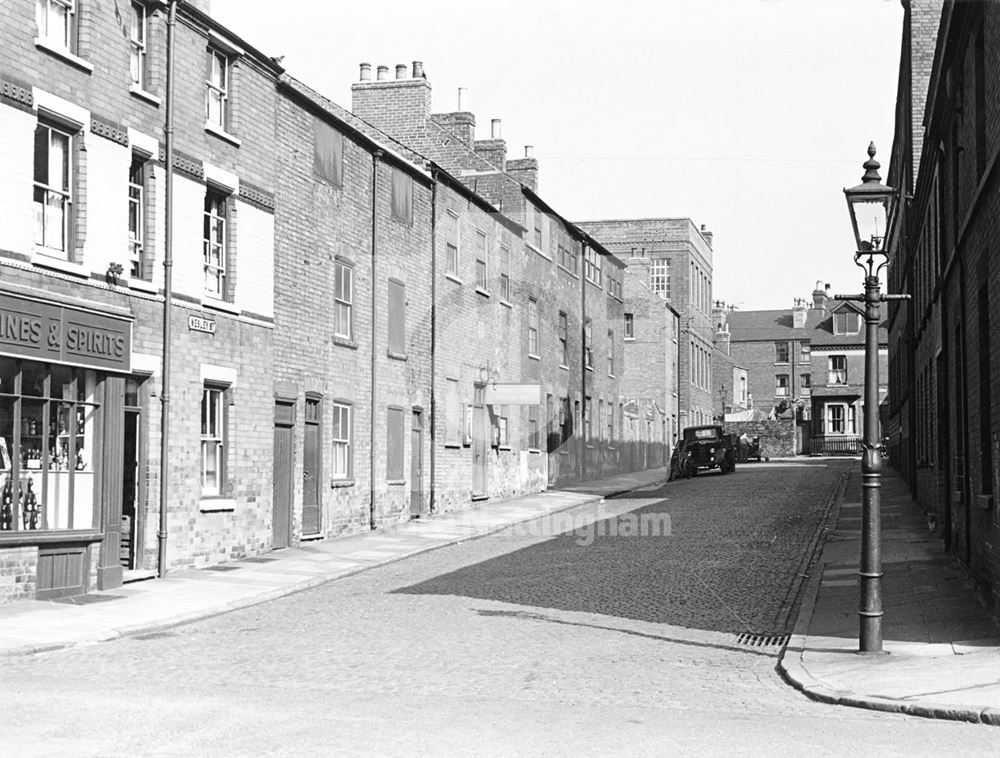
{"left": 188, "top": 315, "right": 217, "bottom": 334}
{"left": 485, "top": 383, "right": 541, "bottom": 405}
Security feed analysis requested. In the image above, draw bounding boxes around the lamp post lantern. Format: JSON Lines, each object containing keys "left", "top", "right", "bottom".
{"left": 836, "top": 142, "right": 907, "bottom": 654}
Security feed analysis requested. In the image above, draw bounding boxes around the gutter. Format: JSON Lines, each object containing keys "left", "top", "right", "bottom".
{"left": 157, "top": 0, "right": 177, "bottom": 578}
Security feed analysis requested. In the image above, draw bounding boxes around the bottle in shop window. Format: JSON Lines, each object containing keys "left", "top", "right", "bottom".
{"left": 1, "top": 476, "right": 12, "bottom": 531}
{"left": 23, "top": 478, "right": 38, "bottom": 530}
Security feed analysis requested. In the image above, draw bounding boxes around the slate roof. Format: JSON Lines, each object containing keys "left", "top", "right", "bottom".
{"left": 725, "top": 301, "right": 887, "bottom": 348}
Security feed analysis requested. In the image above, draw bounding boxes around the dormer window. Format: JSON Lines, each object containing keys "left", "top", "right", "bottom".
{"left": 833, "top": 310, "right": 861, "bottom": 335}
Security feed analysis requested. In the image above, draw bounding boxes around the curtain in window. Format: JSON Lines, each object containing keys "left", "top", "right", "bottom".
{"left": 391, "top": 169, "right": 412, "bottom": 223}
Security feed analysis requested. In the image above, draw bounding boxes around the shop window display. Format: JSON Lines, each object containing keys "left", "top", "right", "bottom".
{"left": 0, "top": 357, "right": 97, "bottom": 532}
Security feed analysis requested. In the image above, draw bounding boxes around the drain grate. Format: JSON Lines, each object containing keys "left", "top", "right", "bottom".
{"left": 736, "top": 632, "right": 790, "bottom": 648}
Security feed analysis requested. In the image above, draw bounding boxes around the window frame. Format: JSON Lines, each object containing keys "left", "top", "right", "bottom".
{"left": 333, "top": 258, "right": 354, "bottom": 341}
{"left": 36, "top": 0, "right": 76, "bottom": 52}
{"left": 649, "top": 258, "right": 670, "bottom": 299}
{"left": 828, "top": 355, "right": 848, "bottom": 386}
{"left": 331, "top": 401, "right": 352, "bottom": 480}
{"left": 558, "top": 311, "right": 568, "bottom": 367}
{"left": 527, "top": 297, "right": 539, "bottom": 358}
{"left": 206, "top": 48, "right": 230, "bottom": 130}
{"left": 129, "top": 2, "right": 148, "bottom": 89}
{"left": 475, "top": 229, "right": 488, "bottom": 291}
{"left": 128, "top": 155, "right": 147, "bottom": 279}
{"left": 499, "top": 238, "right": 511, "bottom": 300}
{"left": 203, "top": 187, "right": 228, "bottom": 299}
{"left": 775, "top": 374, "right": 790, "bottom": 397}
{"left": 33, "top": 120, "right": 74, "bottom": 258}
{"left": 200, "top": 384, "right": 228, "bottom": 497}
{"left": 624, "top": 313, "right": 634, "bottom": 340}
{"left": 833, "top": 310, "right": 861, "bottom": 335}
{"left": 607, "top": 329, "right": 614, "bottom": 376}
{"left": 775, "top": 341, "right": 790, "bottom": 363}
{"left": 445, "top": 210, "right": 459, "bottom": 277}
{"left": 313, "top": 119, "right": 344, "bottom": 187}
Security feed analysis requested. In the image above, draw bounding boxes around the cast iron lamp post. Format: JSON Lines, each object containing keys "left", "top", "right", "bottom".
{"left": 835, "top": 143, "right": 907, "bottom": 654}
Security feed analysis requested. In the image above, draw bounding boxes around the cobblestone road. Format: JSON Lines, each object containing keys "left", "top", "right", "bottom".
{"left": 5, "top": 460, "right": 998, "bottom": 756}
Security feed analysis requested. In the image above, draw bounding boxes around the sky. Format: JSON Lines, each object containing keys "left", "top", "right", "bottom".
{"left": 211, "top": 0, "right": 904, "bottom": 312}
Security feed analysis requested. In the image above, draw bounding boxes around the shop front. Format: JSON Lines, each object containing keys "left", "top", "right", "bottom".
{"left": 0, "top": 286, "right": 133, "bottom": 602}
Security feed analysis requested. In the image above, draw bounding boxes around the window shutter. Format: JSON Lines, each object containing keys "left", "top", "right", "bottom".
{"left": 388, "top": 279, "right": 406, "bottom": 355}
{"left": 387, "top": 407, "right": 404, "bottom": 480}
{"left": 391, "top": 169, "right": 412, "bottom": 222}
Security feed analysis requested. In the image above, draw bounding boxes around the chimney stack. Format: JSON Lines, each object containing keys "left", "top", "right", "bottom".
{"left": 412, "top": 60, "right": 424, "bottom": 78}
{"left": 792, "top": 297, "right": 808, "bottom": 328}
{"left": 395, "top": 63, "right": 407, "bottom": 79}
{"left": 811, "top": 280, "right": 828, "bottom": 313}
{"left": 352, "top": 60, "right": 433, "bottom": 146}
{"left": 700, "top": 223, "right": 714, "bottom": 248}
{"left": 491, "top": 118, "right": 502, "bottom": 139}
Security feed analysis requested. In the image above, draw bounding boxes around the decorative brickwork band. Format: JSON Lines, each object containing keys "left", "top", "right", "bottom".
{"left": 159, "top": 147, "right": 205, "bottom": 180}
{"left": 0, "top": 77, "right": 34, "bottom": 113}
{"left": 238, "top": 181, "right": 275, "bottom": 212}
{"left": 90, "top": 114, "right": 129, "bottom": 147}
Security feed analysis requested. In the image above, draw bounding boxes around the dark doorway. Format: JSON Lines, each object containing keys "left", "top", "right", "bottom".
{"left": 273, "top": 400, "right": 295, "bottom": 549}
{"left": 410, "top": 409, "right": 423, "bottom": 516}
{"left": 302, "top": 395, "right": 322, "bottom": 535}
{"left": 472, "top": 385, "right": 487, "bottom": 498}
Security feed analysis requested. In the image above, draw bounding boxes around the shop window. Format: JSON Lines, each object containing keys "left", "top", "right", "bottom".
{"left": 33, "top": 120, "right": 74, "bottom": 258}
{"left": 128, "top": 156, "right": 147, "bottom": 279}
{"left": 334, "top": 259, "right": 353, "bottom": 340}
{"left": 36, "top": 0, "right": 76, "bottom": 53}
{"left": 206, "top": 48, "right": 230, "bottom": 130}
{"left": 331, "top": 401, "right": 351, "bottom": 479}
{"left": 391, "top": 168, "right": 412, "bottom": 224}
{"left": 200, "top": 384, "right": 227, "bottom": 497}
{"left": 0, "top": 358, "right": 98, "bottom": 532}
{"left": 314, "top": 119, "right": 343, "bottom": 187}
{"left": 203, "top": 188, "right": 228, "bottom": 298}
{"left": 129, "top": 2, "right": 148, "bottom": 90}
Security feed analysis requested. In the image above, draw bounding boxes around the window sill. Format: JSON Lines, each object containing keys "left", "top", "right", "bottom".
{"left": 526, "top": 448, "right": 542, "bottom": 455}
{"left": 387, "top": 350, "right": 408, "bottom": 361}
{"left": 499, "top": 299, "right": 513, "bottom": 309}
{"left": 471, "top": 493, "right": 489, "bottom": 502}
{"left": 445, "top": 273, "right": 463, "bottom": 285}
{"left": 386, "top": 479, "right": 406, "bottom": 486}
{"left": 330, "top": 479, "right": 355, "bottom": 488}
{"left": 585, "top": 365, "right": 594, "bottom": 372}
{"left": 608, "top": 373, "right": 616, "bottom": 379}
{"left": 204, "top": 121, "right": 241, "bottom": 147}
{"left": 556, "top": 264, "right": 579, "bottom": 279}
{"left": 128, "top": 278, "right": 158, "bottom": 294}
{"left": 129, "top": 85, "right": 161, "bottom": 107}
{"left": 34, "top": 38, "right": 94, "bottom": 73}
{"left": 32, "top": 252, "right": 88, "bottom": 277}
{"left": 202, "top": 296, "right": 240, "bottom": 315}
{"left": 528, "top": 353, "right": 541, "bottom": 361}
{"left": 475, "top": 287, "right": 491, "bottom": 298}
{"left": 333, "top": 335, "right": 358, "bottom": 350}
{"left": 559, "top": 364, "right": 569, "bottom": 371}
{"left": 526, "top": 243, "right": 551, "bottom": 261}
{"left": 443, "top": 443, "right": 462, "bottom": 449}
{"left": 200, "top": 498, "right": 236, "bottom": 513}
{"left": 624, "top": 337, "right": 636, "bottom": 342}
{"left": 497, "top": 445, "right": 512, "bottom": 452}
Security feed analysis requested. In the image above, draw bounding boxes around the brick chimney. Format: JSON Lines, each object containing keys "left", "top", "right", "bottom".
{"left": 472, "top": 118, "right": 507, "bottom": 170}
{"left": 711, "top": 299, "right": 728, "bottom": 331}
{"left": 810, "top": 280, "right": 829, "bottom": 314}
{"left": 507, "top": 145, "right": 539, "bottom": 191}
{"left": 792, "top": 297, "right": 808, "bottom": 328}
{"left": 352, "top": 61, "right": 432, "bottom": 146}
{"left": 700, "top": 224, "right": 714, "bottom": 248}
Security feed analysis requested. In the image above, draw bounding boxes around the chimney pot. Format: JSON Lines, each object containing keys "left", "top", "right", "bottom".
{"left": 376, "top": 65, "right": 389, "bottom": 81}
{"left": 412, "top": 60, "right": 424, "bottom": 78}
{"left": 491, "top": 119, "right": 502, "bottom": 139}
{"left": 525, "top": 145, "right": 534, "bottom": 158}
{"left": 458, "top": 87, "right": 467, "bottom": 111}
{"left": 359, "top": 62, "right": 372, "bottom": 81}
{"left": 395, "top": 64, "right": 407, "bottom": 79}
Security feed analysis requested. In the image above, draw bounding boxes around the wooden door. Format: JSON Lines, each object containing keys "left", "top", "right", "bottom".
{"left": 302, "top": 396, "right": 321, "bottom": 535}
{"left": 410, "top": 410, "right": 423, "bottom": 516}
{"left": 472, "top": 385, "right": 487, "bottom": 497}
{"left": 273, "top": 401, "right": 295, "bottom": 549}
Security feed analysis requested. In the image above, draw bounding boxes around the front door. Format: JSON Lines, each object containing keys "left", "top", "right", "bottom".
{"left": 120, "top": 406, "right": 140, "bottom": 569}
{"left": 302, "top": 396, "right": 321, "bottom": 535}
{"left": 410, "top": 410, "right": 423, "bottom": 516}
{"left": 273, "top": 400, "right": 295, "bottom": 549}
{"left": 472, "top": 384, "right": 487, "bottom": 498}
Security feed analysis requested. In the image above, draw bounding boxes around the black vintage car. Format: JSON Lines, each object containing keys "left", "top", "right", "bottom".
{"left": 668, "top": 425, "right": 737, "bottom": 480}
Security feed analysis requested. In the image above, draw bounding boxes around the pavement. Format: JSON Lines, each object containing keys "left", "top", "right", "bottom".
{"left": 0, "top": 467, "right": 666, "bottom": 658}
{"left": 779, "top": 462, "right": 1000, "bottom": 726}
